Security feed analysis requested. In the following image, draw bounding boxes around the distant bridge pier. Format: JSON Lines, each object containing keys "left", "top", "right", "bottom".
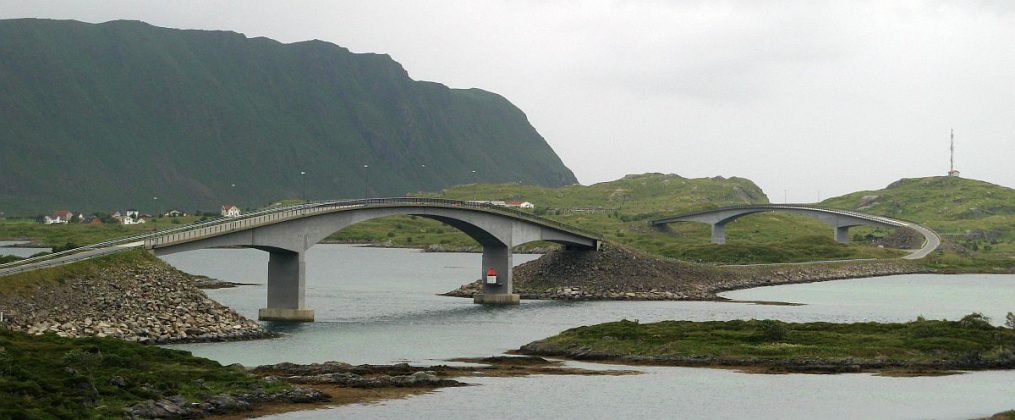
{"left": 259, "top": 249, "right": 314, "bottom": 322}
{"left": 710, "top": 223, "right": 727, "bottom": 245}
{"left": 835, "top": 226, "right": 851, "bottom": 244}
{"left": 474, "top": 243, "right": 519, "bottom": 305}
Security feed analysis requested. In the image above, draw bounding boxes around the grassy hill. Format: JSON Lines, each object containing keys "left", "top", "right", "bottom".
{"left": 0, "top": 19, "right": 576, "bottom": 215}
{"left": 821, "top": 176, "right": 1015, "bottom": 263}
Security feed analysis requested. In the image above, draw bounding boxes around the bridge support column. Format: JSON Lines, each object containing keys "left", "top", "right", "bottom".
{"left": 259, "top": 250, "right": 314, "bottom": 322}
{"left": 710, "top": 223, "right": 727, "bottom": 245}
{"left": 835, "top": 226, "right": 850, "bottom": 244}
{"left": 474, "top": 243, "right": 519, "bottom": 305}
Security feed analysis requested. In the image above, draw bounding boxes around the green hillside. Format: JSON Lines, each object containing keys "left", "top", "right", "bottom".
{"left": 821, "top": 176, "right": 1015, "bottom": 261}
{"left": 0, "top": 19, "right": 576, "bottom": 215}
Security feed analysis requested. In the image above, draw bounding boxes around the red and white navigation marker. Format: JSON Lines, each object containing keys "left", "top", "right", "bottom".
{"left": 485, "top": 267, "right": 498, "bottom": 285}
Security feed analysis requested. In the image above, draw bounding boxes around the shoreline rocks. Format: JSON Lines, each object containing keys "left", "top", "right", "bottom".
{"left": 0, "top": 253, "right": 268, "bottom": 344}
{"left": 124, "top": 387, "right": 328, "bottom": 419}
{"left": 255, "top": 361, "right": 467, "bottom": 389}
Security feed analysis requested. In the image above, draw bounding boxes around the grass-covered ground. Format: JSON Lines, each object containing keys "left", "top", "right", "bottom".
{"left": 519, "top": 316, "right": 1015, "bottom": 373}
{"left": 0, "top": 328, "right": 287, "bottom": 418}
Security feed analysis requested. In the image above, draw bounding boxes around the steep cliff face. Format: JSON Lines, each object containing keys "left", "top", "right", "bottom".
{"left": 0, "top": 19, "right": 577, "bottom": 214}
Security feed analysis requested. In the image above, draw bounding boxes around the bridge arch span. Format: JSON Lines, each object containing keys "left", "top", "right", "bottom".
{"left": 651, "top": 204, "right": 939, "bottom": 260}
{"left": 146, "top": 198, "right": 600, "bottom": 321}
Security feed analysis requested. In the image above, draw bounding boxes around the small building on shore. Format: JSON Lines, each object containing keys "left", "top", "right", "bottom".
{"left": 43, "top": 210, "right": 73, "bottom": 224}
{"left": 221, "top": 205, "right": 241, "bottom": 218}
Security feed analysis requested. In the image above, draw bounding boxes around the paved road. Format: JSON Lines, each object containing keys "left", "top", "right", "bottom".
{"left": 0, "top": 242, "right": 141, "bottom": 277}
{"left": 899, "top": 222, "right": 941, "bottom": 260}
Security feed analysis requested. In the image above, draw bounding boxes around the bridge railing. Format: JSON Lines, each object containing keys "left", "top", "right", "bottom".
{"left": 144, "top": 197, "right": 601, "bottom": 249}
{"left": 3, "top": 197, "right": 601, "bottom": 273}
{"left": 0, "top": 201, "right": 320, "bottom": 271}
{"left": 651, "top": 203, "right": 909, "bottom": 227}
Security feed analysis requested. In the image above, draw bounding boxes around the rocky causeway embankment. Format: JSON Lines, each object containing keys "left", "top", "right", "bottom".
{"left": 445, "top": 243, "right": 929, "bottom": 300}
{"left": 0, "top": 251, "right": 266, "bottom": 343}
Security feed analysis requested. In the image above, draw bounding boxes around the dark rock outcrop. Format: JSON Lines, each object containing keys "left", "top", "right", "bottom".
{"left": 123, "top": 387, "right": 328, "bottom": 419}
{"left": 445, "top": 243, "right": 929, "bottom": 300}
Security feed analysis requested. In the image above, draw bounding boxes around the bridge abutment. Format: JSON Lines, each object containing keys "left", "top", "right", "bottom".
{"left": 259, "top": 249, "right": 314, "bottom": 322}
{"left": 474, "top": 243, "right": 519, "bottom": 305}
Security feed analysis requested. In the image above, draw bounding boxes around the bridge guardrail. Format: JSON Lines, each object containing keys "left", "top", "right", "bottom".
{"left": 145, "top": 197, "right": 601, "bottom": 249}
{"left": 0, "top": 197, "right": 600, "bottom": 272}
{"left": 0, "top": 201, "right": 321, "bottom": 271}
{"left": 650, "top": 203, "right": 912, "bottom": 227}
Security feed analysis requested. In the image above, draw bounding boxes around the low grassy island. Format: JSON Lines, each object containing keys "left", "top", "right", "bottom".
{"left": 0, "top": 328, "right": 326, "bottom": 418}
{"left": 517, "top": 315, "right": 1015, "bottom": 374}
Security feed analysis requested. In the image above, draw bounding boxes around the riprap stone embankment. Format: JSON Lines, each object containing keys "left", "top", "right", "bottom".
{"left": 0, "top": 250, "right": 266, "bottom": 343}
{"left": 444, "top": 243, "right": 928, "bottom": 300}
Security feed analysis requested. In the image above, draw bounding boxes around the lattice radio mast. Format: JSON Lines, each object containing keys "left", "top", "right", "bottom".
{"left": 948, "top": 129, "right": 960, "bottom": 177}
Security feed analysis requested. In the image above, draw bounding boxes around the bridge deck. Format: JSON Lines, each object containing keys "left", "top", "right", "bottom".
{"left": 650, "top": 204, "right": 940, "bottom": 260}
{"left": 0, "top": 198, "right": 600, "bottom": 277}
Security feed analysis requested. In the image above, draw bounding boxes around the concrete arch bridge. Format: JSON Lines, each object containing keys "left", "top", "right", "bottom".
{"left": 650, "top": 204, "right": 939, "bottom": 260}
{"left": 140, "top": 198, "right": 601, "bottom": 321}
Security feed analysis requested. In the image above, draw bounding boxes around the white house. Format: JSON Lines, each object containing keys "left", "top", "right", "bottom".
{"left": 43, "top": 210, "right": 73, "bottom": 224}
{"left": 506, "top": 201, "right": 535, "bottom": 209}
{"left": 121, "top": 215, "right": 146, "bottom": 225}
{"left": 221, "top": 205, "right": 241, "bottom": 218}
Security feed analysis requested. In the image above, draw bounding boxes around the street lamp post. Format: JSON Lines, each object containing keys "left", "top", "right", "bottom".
{"left": 471, "top": 170, "right": 478, "bottom": 202}
{"left": 152, "top": 196, "right": 158, "bottom": 233}
{"left": 300, "top": 171, "right": 307, "bottom": 203}
{"left": 363, "top": 164, "right": 369, "bottom": 199}
{"left": 420, "top": 164, "right": 427, "bottom": 191}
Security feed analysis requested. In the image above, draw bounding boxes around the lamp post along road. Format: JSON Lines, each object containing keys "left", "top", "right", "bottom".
{"left": 471, "top": 170, "right": 478, "bottom": 202}
{"left": 300, "top": 171, "right": 307, "bottom": 203}
{"left": 152, "top": 196, "right": 158, "bottom": 232}
{"left": 363, "top": 164, "right": 369, "bottom": 199}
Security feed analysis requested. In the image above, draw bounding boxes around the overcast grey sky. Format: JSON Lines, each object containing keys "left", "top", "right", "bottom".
{"left": 3, "top": 1, "right": 1013, "bottom": 202}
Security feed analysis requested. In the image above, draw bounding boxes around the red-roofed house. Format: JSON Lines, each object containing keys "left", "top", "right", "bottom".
{"left": 43, "top": 210, "right": 73, "bottom": 224}
{"left": 505, "top": 201, "right": 535, "bottom": 209}
{"left": 221, "top": 205, "right": 241, "bottom": 218}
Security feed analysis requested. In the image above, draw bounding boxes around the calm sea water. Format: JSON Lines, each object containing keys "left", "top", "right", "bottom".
{"left": 162, "top": 245, "right": 1015, "bottom": 419}
{"left": 0, "top": 241, "right": 51, "bottom": 258}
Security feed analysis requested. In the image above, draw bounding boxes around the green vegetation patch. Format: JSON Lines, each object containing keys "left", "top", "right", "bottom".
{"left": 0, "top": 328, "right": 285, "bottom": 418}
{"left": 522, "top": 315, "right": 1015, "bottom": 371}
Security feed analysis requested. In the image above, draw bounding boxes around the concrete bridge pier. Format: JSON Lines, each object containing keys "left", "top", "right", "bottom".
{"left": 710, "top": 223, "right": 727, "bottom": 245}
{"left": 474, "top": 243, "right": 519, "bottom": 305}
{"left": 259, "top": 249, "right": 315, "bottom": 322}
{"left": 835, "top": 226, "right": 851, "bottom": 244}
